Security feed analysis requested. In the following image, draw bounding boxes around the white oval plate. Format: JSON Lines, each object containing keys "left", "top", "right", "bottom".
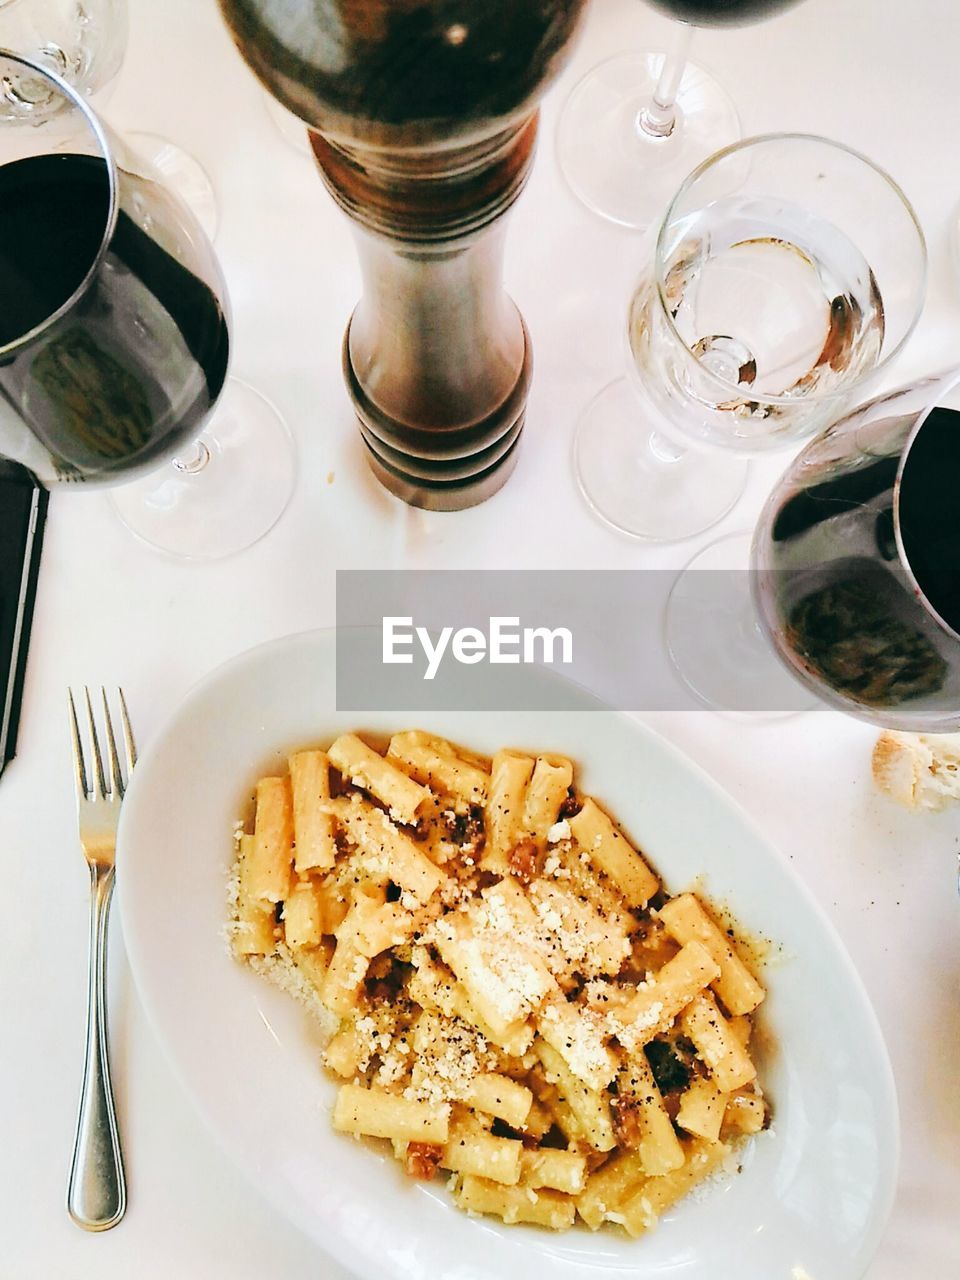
{"left": 117, "top": 629, "right": 897, "bottom": 1280}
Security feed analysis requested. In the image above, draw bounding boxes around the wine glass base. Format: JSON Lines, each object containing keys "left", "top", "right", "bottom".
{"left": 125, "top": 131, "right": 218, "bottom": 240}
{"left": 556, "top": 51, "right": 741, "bottom": 230}
{"left": 665, "top": 531, "right": 816, "bottom": 718}
{"left": 574, "top": 378, "right": 748, "bottom": 541}
{"left": 109, "top": 379, "right": 296, "bottom": 561}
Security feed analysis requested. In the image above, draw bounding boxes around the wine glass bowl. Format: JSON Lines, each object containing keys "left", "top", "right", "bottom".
{"left": 0, "top": 48, "right": 228, "bottom": 486}
{"left": 752, "top": 373, "right": 960, "bottom": 730}
{"left": 0, "top": 0, "right": 127, "bottom": 123}
{"left": 574, "top": 133, "right": 927, "bottom": 543}
{"left": 642, "top": 0, "right": 806, "bottom": 25}
{"left": 0, "top": 48, "right": 293, "bottom": 559}
{"left": 630, "top": 133, "right": 928, "bottom": 453}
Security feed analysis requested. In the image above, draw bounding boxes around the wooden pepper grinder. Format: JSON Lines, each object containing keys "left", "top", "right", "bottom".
{"left": 217, "top": 1, "right": 588, "bottom": 510}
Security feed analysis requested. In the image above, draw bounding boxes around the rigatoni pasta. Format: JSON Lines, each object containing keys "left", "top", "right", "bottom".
{"left": 288, "top": 750, "right": 337, "bottom": 873}
{"left": 567, "top": 797, "right": 660, "bottom": 908}
{"left": 234, "top": 833, "right": 277, "bottom": 956}
{"left": 482, "top": 749, "right": 534, "bottom": 871}
{"left": 328, "top": 733, "right": 430, "bottom": 826}
{"left": 386, "top": 730, "right": 489, "bottom": 811}
{"left": 229, "top": 731, "right": 772, "bottom": 1238}
{"left": 248, "top": 776, "right": 294, "bottom": 904}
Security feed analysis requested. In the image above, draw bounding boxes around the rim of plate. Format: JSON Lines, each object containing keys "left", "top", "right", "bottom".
{"left": 116, "top": 626, "right": 900, "bottom": 1280}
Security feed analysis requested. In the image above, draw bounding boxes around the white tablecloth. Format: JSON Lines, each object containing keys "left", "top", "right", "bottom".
{"left": 3, "top": 0, "right": 959, "bottom": 1275}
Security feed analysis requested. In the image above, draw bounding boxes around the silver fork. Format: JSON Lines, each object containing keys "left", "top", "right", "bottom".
{"left": 66, "top": 687, "right": 136, "bottom": 1232}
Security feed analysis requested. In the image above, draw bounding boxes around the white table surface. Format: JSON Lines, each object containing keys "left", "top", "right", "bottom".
{"left": 3, "top": 0, "right": 959, "bottom": 1275}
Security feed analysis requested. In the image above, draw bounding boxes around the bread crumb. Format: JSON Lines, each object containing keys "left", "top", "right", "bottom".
{"left": 873, "top": 730, "right": 960, "bottom": 810}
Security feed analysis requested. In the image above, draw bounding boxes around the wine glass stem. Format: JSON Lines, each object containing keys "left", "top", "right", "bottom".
{"left": 648, "top": 430, "right": 686, "bottom": 465}
{"left": 637, "top": 23, "right": 694, "bottom": 140}
{"left": 173, "top": 440, "right": 211, "bottom": 475}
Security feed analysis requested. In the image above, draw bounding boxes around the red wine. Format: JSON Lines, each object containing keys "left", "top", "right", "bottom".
{"left": 897, "top": 407, "right": 960, "bottom": 634}
{"left": 0, "top": 153, "right": 228, "bottom": 484}
{"left": 643, "top": 0, "right": 804, "bottom": 25}
{"left": 0, "top": 154, "right": 109, "bottom": 347}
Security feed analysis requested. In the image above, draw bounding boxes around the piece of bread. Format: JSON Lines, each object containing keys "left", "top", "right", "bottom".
{"left": 872, "top": 731, "right": 960, "bottom": 811}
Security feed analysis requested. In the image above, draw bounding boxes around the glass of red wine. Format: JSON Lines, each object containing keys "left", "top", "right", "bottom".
{"left": 662, "top": 373, "right": 960, "bottom": 721}
{"left": 0, "top": 48, "right": 295, "bottom": 559}
{"left": 557, "top": 0, "right": 806, "bottom": 229}
{"left": 751, "top": 371, "right": 960, "bottom": 728}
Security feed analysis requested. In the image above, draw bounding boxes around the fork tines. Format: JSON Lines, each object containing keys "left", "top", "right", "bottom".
{"left": 68, "top": 687, "right": 137, "bottom": 803}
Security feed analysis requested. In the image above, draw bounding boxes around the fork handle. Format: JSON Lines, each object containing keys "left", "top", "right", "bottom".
{"left": 68, "top": 863, "right": 126, "bottom": 1231}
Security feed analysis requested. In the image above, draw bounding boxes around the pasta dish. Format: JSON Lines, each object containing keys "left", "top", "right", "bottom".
{"left": 228, "top": 730, "right": 770, "bottom": 1235}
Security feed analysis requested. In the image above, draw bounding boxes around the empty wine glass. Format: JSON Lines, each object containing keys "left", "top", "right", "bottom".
{"left": 556, "top": 0, "right": 806, "bottom": 230}
{"left": 0, "top": 0, "right": 217, "bottom": 236}
{"left": 574, "top": 134, "right": 927, "bottom": 542}
{"left": 0, "top": 0, "right": 126, "bottom": 117}
{"left": 0, "top": 49, "right": 294, "bottom": 559}
{"left": 751, "top": 371, "right": 960, "bottom": 729}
